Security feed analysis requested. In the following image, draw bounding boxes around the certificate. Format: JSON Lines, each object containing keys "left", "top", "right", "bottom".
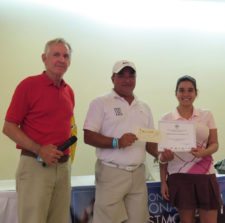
{"left": 158, "top": 121, "right": 196, "bottom": 152}
{"left": 136, "top": 128, "right": 160, "bottom": 143}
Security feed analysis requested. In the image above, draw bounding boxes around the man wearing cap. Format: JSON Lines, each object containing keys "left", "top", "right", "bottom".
{"left": 83, "top": 60, "right": 160, "bottom": 223}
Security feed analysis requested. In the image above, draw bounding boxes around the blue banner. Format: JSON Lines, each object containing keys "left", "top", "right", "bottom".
{"left": 70, "top": 176, "right": 225, "bottom": 223}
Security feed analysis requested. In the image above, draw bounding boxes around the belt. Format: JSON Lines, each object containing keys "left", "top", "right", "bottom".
{"left": 21, "top": 150, "right": 69, "bottom": 163}
{"left": 101, "top": 161, "right": 141, "bottom": 172}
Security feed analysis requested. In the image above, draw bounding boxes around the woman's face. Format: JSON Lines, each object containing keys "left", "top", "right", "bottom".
{"left": 176, "top": 80, "right": 197, "bottom": 107}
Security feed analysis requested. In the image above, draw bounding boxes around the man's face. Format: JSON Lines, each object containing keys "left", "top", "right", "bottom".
{"left": 42, "top": 42, "right": 71, "bottom": 81}
{"left": 112, "top": 67, "right": 136, "bottom": 97}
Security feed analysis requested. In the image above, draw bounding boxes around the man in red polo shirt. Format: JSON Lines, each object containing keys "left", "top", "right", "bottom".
{"left": 3, "top": 38, "right": 75, "bottom": 223}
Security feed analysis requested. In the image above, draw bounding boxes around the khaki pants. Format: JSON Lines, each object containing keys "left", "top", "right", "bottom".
{"left": 16, "top": 155, "right": 71, "bottom": 223}
{"left": 93, "top": 160, "right": 149, "bottom": 223}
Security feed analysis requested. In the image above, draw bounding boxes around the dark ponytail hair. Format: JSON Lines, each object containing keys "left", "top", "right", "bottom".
{"left": 175, "top": 75, "right": 197, "bottom": 93}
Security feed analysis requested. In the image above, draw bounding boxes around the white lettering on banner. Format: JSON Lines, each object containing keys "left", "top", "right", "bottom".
{"left": 148, "top": 193, "right": 179, "bottom": 223}
{"left": 149, "top": 202, "right": 174, "bottom": 214}
{"left": 148, "top": 193, "right": 164, "bottom": 202}
{"left": 148, "top": 193, "right": 177, "bottom": 214}
{"left": 148, "top": 213, "right": 180, "bottom": 223}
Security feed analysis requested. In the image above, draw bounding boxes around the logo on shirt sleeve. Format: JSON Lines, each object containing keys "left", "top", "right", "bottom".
{"left": 114, "top": 107, "right": 123, "bottom": 116}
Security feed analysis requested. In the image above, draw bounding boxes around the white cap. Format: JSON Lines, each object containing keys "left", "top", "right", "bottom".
{"left": 112, "top": 60, "right": 136, "bottom": 74}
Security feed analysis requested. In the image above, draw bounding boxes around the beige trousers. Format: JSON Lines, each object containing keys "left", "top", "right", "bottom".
{"left": 16, "top": 155, "right": 71, "bottom": 223}
{"left": 93, "top": 160, "right": 149, "bottom": 223}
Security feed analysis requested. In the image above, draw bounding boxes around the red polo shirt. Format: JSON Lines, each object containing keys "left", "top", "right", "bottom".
{"left": 5, "top": 72, "right": 75, "bottom": 153}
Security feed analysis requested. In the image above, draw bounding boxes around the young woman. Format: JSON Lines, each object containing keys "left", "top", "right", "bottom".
{"left": 160, "top": 75, "right": 221, "bottom": 223}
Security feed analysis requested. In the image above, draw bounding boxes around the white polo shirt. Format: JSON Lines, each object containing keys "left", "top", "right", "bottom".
{"left": 83, "top": 90, "right": 154, "bottom": 166}
{"left": 160, "top": 108, "right": 217, "bottom": 175}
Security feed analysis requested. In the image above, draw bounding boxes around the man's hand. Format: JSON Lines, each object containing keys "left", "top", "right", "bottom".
{"left": 38, "top": 145, "right": 64, "bottom": 166}
{"left": 118, "top": 133, "right": 137, "bottom": 148}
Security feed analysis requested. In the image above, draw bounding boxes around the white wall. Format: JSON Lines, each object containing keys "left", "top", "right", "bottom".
{"left": 1, "top": 0, "right": 225, "bottom": 180}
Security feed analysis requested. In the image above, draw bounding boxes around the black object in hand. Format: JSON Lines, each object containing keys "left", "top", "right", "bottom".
{"left": 57, "top": 135, "right": 77, "bottom": 151}
{"left": 40, "top": 136, "right": 77, "bottom": 167}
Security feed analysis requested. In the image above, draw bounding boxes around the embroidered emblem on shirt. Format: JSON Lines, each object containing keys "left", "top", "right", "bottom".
{"left": 114, "top": 108, "right": 123, "bottom": 116}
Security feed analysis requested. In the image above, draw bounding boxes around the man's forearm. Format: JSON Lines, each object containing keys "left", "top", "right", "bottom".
{"left": 2, "top": 121, "right": 41, "bottom": 154}
{"left": 84, "top": 129, "right": 113, "bottom": 149}
{"left": 146, "top": 142, "right": 158, "bottom": 158}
